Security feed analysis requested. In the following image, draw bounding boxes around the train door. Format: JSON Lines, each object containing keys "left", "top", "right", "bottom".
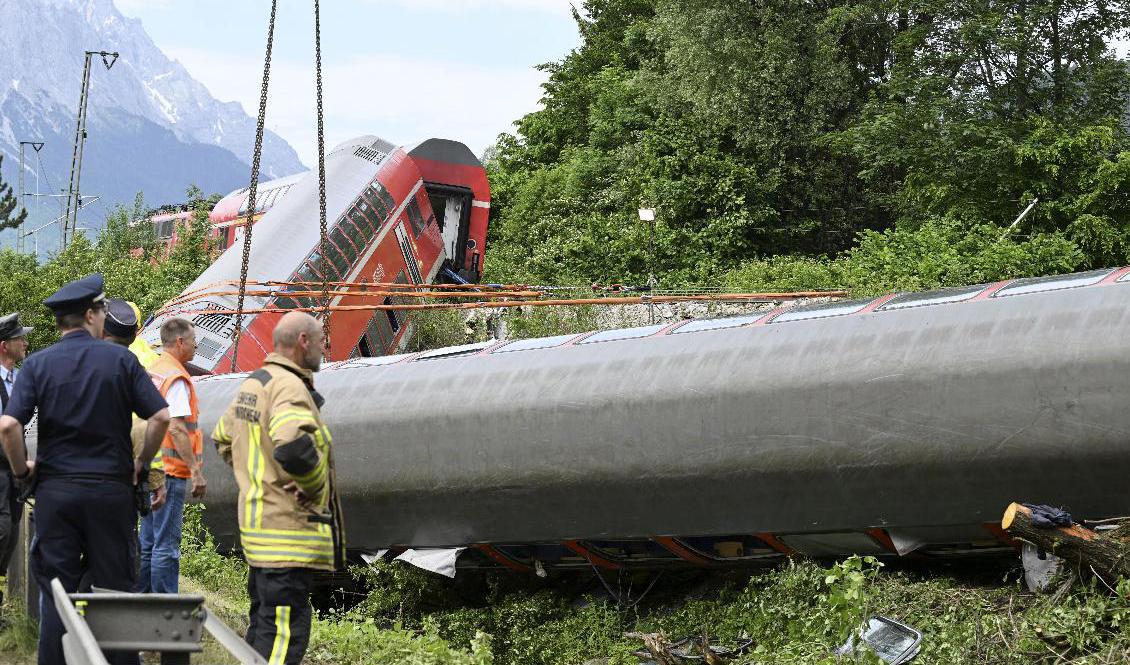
{"left": 425, "top": 184, "right": 473, "bottom": 275}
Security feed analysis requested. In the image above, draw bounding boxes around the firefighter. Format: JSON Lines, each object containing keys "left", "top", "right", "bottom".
{"left": 0, "top": 274, "right": 170, "bottom": 665}
{"left": 211, "top": 311, "right": 344, "bottom": 665}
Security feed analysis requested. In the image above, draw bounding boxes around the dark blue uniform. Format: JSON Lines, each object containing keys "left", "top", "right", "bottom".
{"left": 2, "top": 276, "right": 166, "bottom": 665}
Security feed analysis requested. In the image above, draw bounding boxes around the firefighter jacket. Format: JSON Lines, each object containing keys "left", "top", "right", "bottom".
{"left": 147, "top": 352, "right": 203, "bottom": 479}
{"left": 210, "top": 353, "right": 345, "bottom": 571}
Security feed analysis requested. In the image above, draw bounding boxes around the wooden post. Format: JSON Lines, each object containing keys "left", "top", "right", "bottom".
{"left": 1002, "top": 502, "right": 1130, "bottom": 584}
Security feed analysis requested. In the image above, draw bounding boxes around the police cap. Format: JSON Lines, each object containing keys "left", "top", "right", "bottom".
{"left": 103, "top": 298, "right": 139, "bottom": 339}
{"left": 0, "top": 313, "right": 33, "bottom": 341}
{"left": 43, "top": 274, "right": 106, "bottom": 315}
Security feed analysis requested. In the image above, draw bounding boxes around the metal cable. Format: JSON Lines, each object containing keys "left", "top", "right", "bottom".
{"left": 314, "top": 0, "right": 331, "bottom": 352}
{"left": 37, "top": 153, "right": 65, "bottom": 217}
{"left": 231, "top": 0, "right": 278, "bottom": 372}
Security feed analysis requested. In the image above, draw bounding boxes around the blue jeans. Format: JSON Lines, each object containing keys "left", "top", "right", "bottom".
{"left": 137, "top": 475, "right": 186, "bottom": 593}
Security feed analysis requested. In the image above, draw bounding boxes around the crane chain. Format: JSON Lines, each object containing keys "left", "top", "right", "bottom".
{"left": 314, "top": 0, "right": 331, "bottom": 352}
{"left": 231, "top": 0, "right": 278, "bottom": 372}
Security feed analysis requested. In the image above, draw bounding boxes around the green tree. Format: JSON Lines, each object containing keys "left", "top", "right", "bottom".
{"left": 0, "top": 155, "right": 28, "bottom": 232}
{"left": 485, "top": 0, "right": 1130, "bottom": 288}
{"left": 0, "top": 186, "right": 222, "bottom": 351}
{"left": 832, "top": 0, "right": 1130, "bottom": 240}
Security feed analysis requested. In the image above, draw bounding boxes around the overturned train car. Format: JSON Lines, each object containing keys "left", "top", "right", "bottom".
{"left": 192, "top": 267, "right": 1130, "bottom": 571}
{"left": 142, "top": 134, "right": 490, "bottom": 372}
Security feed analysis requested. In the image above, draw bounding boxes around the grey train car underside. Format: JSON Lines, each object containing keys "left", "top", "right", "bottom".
{"left": 139, "top": 268, "right": 1130, "bottom": 570}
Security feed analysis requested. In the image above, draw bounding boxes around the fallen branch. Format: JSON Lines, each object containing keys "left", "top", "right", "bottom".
{"left": 625, "top": 632, "right": 680, "bottom": 665}
{"left": 1002, "top": 503, "right": 1130, "bottom": 585}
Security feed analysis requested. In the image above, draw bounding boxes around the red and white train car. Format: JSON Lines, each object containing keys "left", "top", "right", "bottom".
{"left": 140, "top": 135, "right": 490, "bottom": 373}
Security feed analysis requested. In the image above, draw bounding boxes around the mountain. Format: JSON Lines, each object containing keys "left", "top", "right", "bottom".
{"left": 0, "top": 0, "right": 306, "bottom": 253}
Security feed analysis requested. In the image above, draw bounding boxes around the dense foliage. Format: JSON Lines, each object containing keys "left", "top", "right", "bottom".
{"left": 175, "top": 540, "right": 1130, "bottom": 665}
{"left": 485, "top": 0, "right": 1130, "bottom": 288}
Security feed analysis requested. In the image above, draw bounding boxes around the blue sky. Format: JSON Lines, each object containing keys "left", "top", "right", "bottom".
{"left": 115, "top": 0, "right": 583, "bottom": 165}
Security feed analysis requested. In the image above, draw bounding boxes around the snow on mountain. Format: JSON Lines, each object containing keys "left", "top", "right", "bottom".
{"left": 1, "top": 0, "right": 304, "bottom": 179}
{"left": 0, "top": 0, "right": 306, "bottom": 251}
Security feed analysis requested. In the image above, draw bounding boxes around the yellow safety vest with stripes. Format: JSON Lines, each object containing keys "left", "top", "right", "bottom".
{"left": 210, "top": 353, "right": 345, "bottom": 571}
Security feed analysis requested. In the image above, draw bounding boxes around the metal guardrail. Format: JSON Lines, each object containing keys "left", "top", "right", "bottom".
{"left": 51, "top": 579, "right": 266, "bottom": 665}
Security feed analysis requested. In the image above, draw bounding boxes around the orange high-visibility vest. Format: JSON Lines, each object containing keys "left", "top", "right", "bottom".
{"left": 148, "top": 352, "right": 203, "bottom": 479}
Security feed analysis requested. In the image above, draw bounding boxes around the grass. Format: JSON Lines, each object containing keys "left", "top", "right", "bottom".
{"left": 4, "top": 507, "right": 1130, "bottom": 665}
{"left": 267, "top": 555, "right": 1130, "bottom": 665}
{"left": 0, "top": 604, "right": 38, "bottom": 665}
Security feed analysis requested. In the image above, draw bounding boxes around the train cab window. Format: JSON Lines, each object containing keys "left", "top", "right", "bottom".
{"left": 352, "top": 200, "right": 377, "bottom": 236}
{"left": 383, "top": 296, "right": 401, "bottom": 333}
{"left": 367, "top": 184, "right": 390, "bottom": 221}
{"left": 368, "top": 180, "right": 396, "bottom": 218}
{"left": 346, "top": 211, "right": 373, "bottom": 246}
{"left": 414, "top": 341, "right": 494, "bottom": 361}
{"left": 578, "top": 324, "right": 666, "bottom": 344}
{"left": 1120, "top": 271, "right": 1130, "bottom": 283}
{"left": 330, "top": 226, "right": 360, "bottom": 265}
{"left": 307, "top": 250, "right": 341, "bottom": 281}
{"left": 361, "top": 199, "right": 383, "bottom": 231}
{"left": 770, "top": 299, "right": 870, "bottom": 323}
{"left": 671, "top": 313, "right": 765, "bottom": 334}
{"left": 379, "top": 182, "right": 396, "bottom": 211}
{"left": 273, "top": 295, "right": 313, "bottom": 310}
{"left": 492, "top": 334, "right": 578, "bottom": 353}
{"left": 342, "top": 212, "right": 371, "bottom": 248}
{"left": 993, "top": 268, "right": 1114, "bottom": 298}
{"left": 406, "top": 198, "right": 426, "bottom": 238}
{"left": 376, "top": 270, "right": 411, "bottom": 336}
{"left": 153, "top": 218, "right": 175, "bottom": 240}
{"left": 295, "top": 262, "right": 321, "bottom": 285}
{"left": 879, "top": 285, "right": 985, "bottom": 311}
{"left": 322, "top": 239, "right": 351, "bottom": 278}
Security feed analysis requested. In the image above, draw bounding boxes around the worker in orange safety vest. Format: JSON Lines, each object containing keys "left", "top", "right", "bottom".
{"left": 137, "top": 317, "right": 206, "bottom": 593}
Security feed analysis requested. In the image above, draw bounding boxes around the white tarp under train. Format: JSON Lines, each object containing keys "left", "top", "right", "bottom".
{"left": 189, "top": 267, "right": 1130, "bottom": 571}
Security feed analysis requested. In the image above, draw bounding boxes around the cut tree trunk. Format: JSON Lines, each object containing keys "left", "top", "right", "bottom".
{"left": 1002, "top": 502, "right": 1130, "bottom": 583}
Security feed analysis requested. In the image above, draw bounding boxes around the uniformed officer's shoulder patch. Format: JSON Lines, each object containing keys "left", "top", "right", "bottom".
{"left": 248, "top": 369, "right": 273, "bottom": 386}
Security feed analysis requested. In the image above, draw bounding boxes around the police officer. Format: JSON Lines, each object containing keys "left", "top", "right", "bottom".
{"left": 102, "top": 299, "right": 166, "bottom": 512}
{"left": 0, "top": 275, "right": 171, "bottom": 665}
{"left": 0, "top": 312, "right": 32, "bottom": 617}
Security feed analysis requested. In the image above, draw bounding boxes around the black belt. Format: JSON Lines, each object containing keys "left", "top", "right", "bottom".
{"left": 38, "top": 473, "right": 133, "bottom": 485}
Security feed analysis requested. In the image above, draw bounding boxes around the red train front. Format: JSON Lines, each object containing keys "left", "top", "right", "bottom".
{"left": 141, "top": 135, "right": 491, "bottom": 373}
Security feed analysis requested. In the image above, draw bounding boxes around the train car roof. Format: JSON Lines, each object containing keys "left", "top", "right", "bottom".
{"left": 216, "top": 170, "right": 307, "bottom": 203}
{"left": 295, "top": 266, "right": 1130, "bottom": 375}
{"left": 407, "top": 138, "right": 483, "bottom": 167}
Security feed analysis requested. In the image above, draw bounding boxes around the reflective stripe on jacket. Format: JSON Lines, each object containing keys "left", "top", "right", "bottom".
{"left": 148, "top": 352, "right": 203, "bottom": 479}
{"left": 210, "top": 353, "right": 345, "bottom": 571}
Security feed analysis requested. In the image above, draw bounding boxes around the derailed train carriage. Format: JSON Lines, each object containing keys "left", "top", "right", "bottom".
{"left": 191, "top": 266, "right": 1130, "bottom": 572}
{"left": 142, "top": 134, "right": 491, "bottom": 372}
